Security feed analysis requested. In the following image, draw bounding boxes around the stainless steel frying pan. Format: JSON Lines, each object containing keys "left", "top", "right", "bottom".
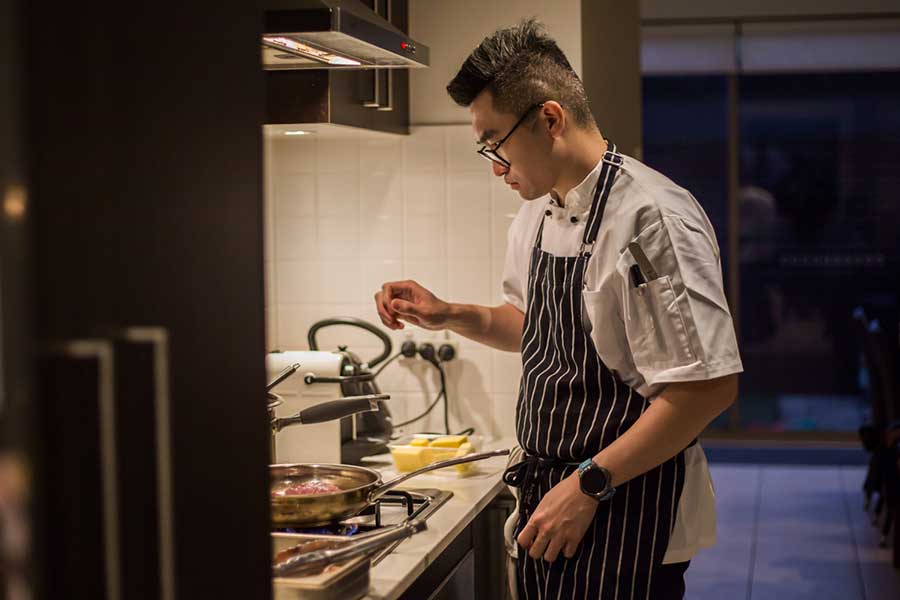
{"left": 270, "top": 448, "right": 510, "bottom": 527}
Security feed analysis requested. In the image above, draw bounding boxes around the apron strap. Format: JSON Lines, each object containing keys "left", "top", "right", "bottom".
{"left": 503, "top": 453, "right": 583, "bottom": 506}
{"left": 581, "top": 143, "right": 623, "bottom": 249}
{"left": 533, "top": 141, "right": 622, "bottom": 253}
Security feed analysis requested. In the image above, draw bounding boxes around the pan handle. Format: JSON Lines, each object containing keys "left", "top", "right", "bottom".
{"left": 369, "top": 448, "right": 511, "bottom": 502}
{"left": 272, "top": 394, "right": 390, "bottom": 431}
{"left": 267, "top": 363, "right": 301, "bottom": 392}
{"left": 272, "top": 519, "right": 426, "bottom": 577}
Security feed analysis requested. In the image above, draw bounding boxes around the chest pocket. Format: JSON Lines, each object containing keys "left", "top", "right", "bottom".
{"left": 623, "top": 274, "right": 697, "bottom": 371}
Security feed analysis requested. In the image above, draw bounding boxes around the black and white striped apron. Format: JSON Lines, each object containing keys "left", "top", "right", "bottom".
{"left": 506, "top": 145, "right": 687, "bottom": 600}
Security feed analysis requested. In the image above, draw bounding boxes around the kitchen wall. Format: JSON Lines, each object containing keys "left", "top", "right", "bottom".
{"left": 264, "top": 125, "right": 524, "bottom": 439}
{"left": 408, "top": 0, "right": 582, "bottom": 125}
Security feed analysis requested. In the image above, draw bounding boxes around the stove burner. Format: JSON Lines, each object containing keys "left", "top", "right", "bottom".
{"left": 274, "top": 522, "right": 359, "bottom": 536}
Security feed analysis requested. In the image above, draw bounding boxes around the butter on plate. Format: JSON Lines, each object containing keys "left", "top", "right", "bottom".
{"left": 389, "top": 437, "right": 479, "bottom": 475}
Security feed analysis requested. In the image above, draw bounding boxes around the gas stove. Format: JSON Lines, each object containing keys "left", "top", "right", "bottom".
{"left": 272, "top": 488, "right": 452, "bottom": 566}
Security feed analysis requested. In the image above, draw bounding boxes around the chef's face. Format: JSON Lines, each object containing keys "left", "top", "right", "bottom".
{"left": 470, "top": 91, "right": 557, "bottom": 201}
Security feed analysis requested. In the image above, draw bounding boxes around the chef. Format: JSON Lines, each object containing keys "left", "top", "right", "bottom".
{"left": 374, "top": 19, "right": 742, "bottom": 600}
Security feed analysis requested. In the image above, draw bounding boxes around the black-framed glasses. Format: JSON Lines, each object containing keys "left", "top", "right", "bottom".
{"left": 476, "top": 102, "right": 545, "bottom": 168}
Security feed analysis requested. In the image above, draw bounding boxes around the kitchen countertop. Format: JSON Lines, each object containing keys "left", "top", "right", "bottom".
{"left": 361, "top": 437, "right": 516, "bottom": 600}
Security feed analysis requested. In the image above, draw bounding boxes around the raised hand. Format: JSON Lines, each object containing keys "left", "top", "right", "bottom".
{"left": 374, "top": 280, "right": 452, "bottom": 331}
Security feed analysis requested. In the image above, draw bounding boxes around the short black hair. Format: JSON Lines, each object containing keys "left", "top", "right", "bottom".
{"left": 446, "top": 18, "right": 595, "bottom": 129}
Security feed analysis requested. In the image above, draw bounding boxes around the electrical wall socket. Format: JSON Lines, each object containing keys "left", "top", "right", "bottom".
{"left": 399, "top": 333, "right": 459, "bottom": 362}
{"left": 435, "top": 339, "right": 459, "bottom": 362}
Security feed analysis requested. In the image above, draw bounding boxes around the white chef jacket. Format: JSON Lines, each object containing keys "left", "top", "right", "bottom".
{"left": 501, "top": 152, "right": 743, "bottom": 563}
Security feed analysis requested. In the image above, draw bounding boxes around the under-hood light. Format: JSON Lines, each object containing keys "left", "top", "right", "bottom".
{"left": 263, "top": 36, "right": 362, "bottom": 66}
{"left": 283, "top": 130, "right": 312, "bottom": 136}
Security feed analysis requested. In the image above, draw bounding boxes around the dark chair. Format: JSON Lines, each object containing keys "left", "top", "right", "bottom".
{"left": 853, "top": 308, "right": 882, "bottom": 511}
{"left": 860, "top": 317, "right": 900, "bottom": 566}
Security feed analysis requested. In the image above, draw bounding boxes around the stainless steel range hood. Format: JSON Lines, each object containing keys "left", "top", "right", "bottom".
{"left": 263, "top": 0, "right": 429, "bottom": 70}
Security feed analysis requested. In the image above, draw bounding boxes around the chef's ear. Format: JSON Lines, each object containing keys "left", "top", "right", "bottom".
{"left": 541, "top": 101, "right": 566, "bottom": 138}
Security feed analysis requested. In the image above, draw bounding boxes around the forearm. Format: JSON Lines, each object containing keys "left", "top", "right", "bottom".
{"left": 446, "top": 302, "right": 524, "bottom": 352}
{"left": 592, "top": 375, "right": 738, "bottom": 487}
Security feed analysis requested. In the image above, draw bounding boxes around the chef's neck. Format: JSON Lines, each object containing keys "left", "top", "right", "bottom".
{"left": 549, "top": 130, "right": 608, "bottom": 208}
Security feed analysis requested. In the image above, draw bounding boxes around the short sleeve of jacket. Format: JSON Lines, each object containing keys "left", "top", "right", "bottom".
{"left": 610, "top": 215, "right": 743, "bottom": 386}
{"left": 500, "top": 206, "right": 534, "bottom": 313}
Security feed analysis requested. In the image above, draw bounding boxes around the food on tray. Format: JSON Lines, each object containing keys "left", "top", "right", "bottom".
{"left": 390, "top": 445, "right": 427, "bottom": 471}
{"left": 389, "top": 436, "right": 478, "bottom": 474}
{"left": 429, "top": 434, "right": 468, "bottom": 448}
{"left": 273, "top": 539, "right": 348, "bottom": 577}
{"left": 272, "top": 479, "right": 342, "bottom": 497}
{"left": 274, "top": 539, "right": 345, "bottom": 563}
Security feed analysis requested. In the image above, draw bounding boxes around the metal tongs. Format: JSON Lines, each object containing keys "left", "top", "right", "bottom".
{"left": 272, "top": 519, "right": 427, "bottom": 577}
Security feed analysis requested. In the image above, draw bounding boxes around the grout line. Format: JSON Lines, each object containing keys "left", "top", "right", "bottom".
{"left": 746, "top": 466, "right": 763, "bottom": 600}
{"left": 839, "top": 467, "right": 869, "bottom": 600}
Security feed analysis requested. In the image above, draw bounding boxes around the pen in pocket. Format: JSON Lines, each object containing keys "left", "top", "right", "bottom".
{"left": 629, "top": 264, "right": 646, "bottom": 287}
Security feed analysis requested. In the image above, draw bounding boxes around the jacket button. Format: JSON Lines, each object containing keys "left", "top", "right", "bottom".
{"left": 545, "top": 210, "right": 552, "bottom": 217}
{"left": 570, "top": 216, "right": 578, "bottom": 223}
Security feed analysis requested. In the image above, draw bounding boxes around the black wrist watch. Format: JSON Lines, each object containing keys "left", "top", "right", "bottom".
{"left": 577, "top": 459, "right": 616, "bottom": 502}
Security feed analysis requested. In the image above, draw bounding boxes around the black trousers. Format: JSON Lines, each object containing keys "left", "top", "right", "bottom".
{"left": 652, "top": 561, "right": 691, "bottom": 600}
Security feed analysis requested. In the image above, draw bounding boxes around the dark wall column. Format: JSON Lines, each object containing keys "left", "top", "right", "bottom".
{"left": 581, "top": 1, "right": 643, "bottom": 158}
{"left": 0, "top": 0, "right": 35, "bottom": 590}
{"left": 23, "top": 2, "right": 271, "bottom": 598}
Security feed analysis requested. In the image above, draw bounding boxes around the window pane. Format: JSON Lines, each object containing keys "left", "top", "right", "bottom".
{"left": 737, "top": 71, "right": 900, "bottom": 432}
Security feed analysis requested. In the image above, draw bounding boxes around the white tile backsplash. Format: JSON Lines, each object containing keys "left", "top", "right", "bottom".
{"left": 317, "top": 216, "right": 359, "bottom": 259}
{"left": 277, "top": 261, "right": 322, "bottom": 304}
{"left": 361, "top": 172, "right": 404, "bottom": 218}
{"left": 447, "top": 172, "right": 491, "bottom": 258}
{"left": 317, "top": 260, "right": 363, "bottom": 304}
{"left": 265, "top": 125, "right": 528, "bottom": 440}
{"left": 272, "top": 137, "right": 316, "bottom": 174}
{"left": 317, "top": 173, "right": 359, "bottom": 217}
{"left": 402, "top": 126, "right": 445, "bottom": 171}
{"left": 317, "top": 136, "right": 360, "bottom": 172}
{"left": 404, "top": 172, "right": 445, "bottom": 217}
{"left": 492, "top": 350, "right": 523, "bottom": 394}
{"left": 362, "top": 258, "right": 403, "bottom": 300}
{"left": 360, "top": 137, "right": 403, "bottom": 174}
{"left": 265, "top": 260, "right": 277, "bottom": 308}
{"left": 447, "top": 258, "right": 491, "bottom": 305}
{"left": 361, "top": 215, "right": 404, "bottom": 259}
{"left": 266, "top": 306, "right": 278, "bottom": 351}
{"left": 446, "top": 125, "right": 486, "bottom": 172}
{"left": 276, "top": 217, "right": 317, "bottom": 260}
{"left": 279, "top": 304, "right": 377, "bottom": 350}
{"left": 403, "top": 259, "right": 448, "bottom": 300}
{"left": 275, "top": 173, "right": 317, "bottom": 218}
{"left": 405, "top": 215, "right": 445, "bottom": 260}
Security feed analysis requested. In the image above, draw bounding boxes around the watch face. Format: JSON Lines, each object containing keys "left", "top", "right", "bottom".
{"left": 581, "top": 466, "right": 608, "bottom": 495}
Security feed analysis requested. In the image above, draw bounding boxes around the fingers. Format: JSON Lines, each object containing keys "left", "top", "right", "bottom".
{"left": 543, "top": 536, "right": 565, "bottom": 563}
{"left": 374, "top": 284, "right": 403, "bottom": 330}
{"left": 516, "top": 520, "right": 538, "bottom": 550}
{"left": 390, "top": 298, "right": 424, "bottom": 319}
{"left": 375, "top": 280, "right": 435, "bottom": 330}
{"left": 517, "top": 515, "right": 581, "bottom": 563}
{"left": 528, "top": 530, "right": 551, "bottom": 560}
